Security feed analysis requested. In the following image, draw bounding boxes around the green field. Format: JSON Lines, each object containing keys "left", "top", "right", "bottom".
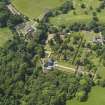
{"left": 12, "top": 0, "right": 105, "bottom": 25}
{"left": 50, "top": 0, "right": 105, "bottom": 26}
{"left": 0, "top": 28, "right": 12, "bottom": 47}
{"left": 12, "top": 0, "right": 66, "bottom": 19}
{"left": 50, "top": 13, "right": 92, "bottom": 26}
{"left": 67, "top": 86, "right": 105, "bottom": 105}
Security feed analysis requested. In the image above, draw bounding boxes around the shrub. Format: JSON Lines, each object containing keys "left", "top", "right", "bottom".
{"left": 81, "top": 4, "right": 86, "bottom": 9}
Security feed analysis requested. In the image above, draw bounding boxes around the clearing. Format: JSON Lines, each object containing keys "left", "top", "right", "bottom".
{"left": 0, "top": 27, "right": 12, "bottom": 47}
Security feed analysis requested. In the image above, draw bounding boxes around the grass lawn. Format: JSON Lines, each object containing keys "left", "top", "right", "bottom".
{"left": 66, "top": 86, "right": 105, "bottom": 105}
{"left": 58, "top": 60, "right": 75, "bottom": 68}
{"left": 0, "top": 27, "right": 12, "bottom": 47}
{"left": 50, "top": 13, "right": 92, "bottom": 26}
{"left": 12, "top": 0, "right": 66, "bottom": 19}
{"left": 97, "top": 64, "right": 105, "bottom": 79}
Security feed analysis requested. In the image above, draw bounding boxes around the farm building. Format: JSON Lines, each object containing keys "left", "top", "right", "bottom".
{"left": 44, "top": 59, "right": 54, "bottom": 70}
{"left": 92, "top": 33, "right": 104, "bottom": 45}
{"left": 41, "top": 58, "right": 57, "bottom": 73}
{"left": 15, "top": 21, "right": 37, "bottom": 39}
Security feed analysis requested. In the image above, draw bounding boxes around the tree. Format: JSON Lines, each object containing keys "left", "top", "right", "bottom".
{"left": 99, "top": 79, "right": 105, "bottom": 87}
{"left": 76, "top": 91, "right": 87, "bottom": 102}
{"left": 0, "top": 2, "right": 9, "bottom": 27}
{"left": 59, "top": 1, "right": 74, "bottom": 14}
{"left": 81, "top": 4, "right": 86, "bottom": 9}
{"left": 7, "top": 15, "right": 23, "bottom": 28}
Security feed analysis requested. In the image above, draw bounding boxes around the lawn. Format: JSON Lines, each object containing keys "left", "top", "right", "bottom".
{"left": 12, "top": 0, "right": 66, "bottom": 19}
{"left": 50, "top": 13, "right": 92, "bottom": 26}
{"left": 58, "top": 60, "right": 74, "bottom": 68}
{"left": 97, "top": 64, "right": 105, "bottom": 79}
{"left": 0, "top": 27, "right": 12, "bottom": 47}
{"left": 66, "top": 86, "right": 105, "bottom": 105}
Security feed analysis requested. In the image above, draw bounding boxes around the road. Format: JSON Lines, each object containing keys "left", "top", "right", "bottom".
{"left": 55, "top": 64, "right": 95, "bottom": 76}
{"left": 7, "top": 4, "right": 20, "bottom": 15}
{"left": 55, "top": 64, "right": 75, "bottom": 73}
